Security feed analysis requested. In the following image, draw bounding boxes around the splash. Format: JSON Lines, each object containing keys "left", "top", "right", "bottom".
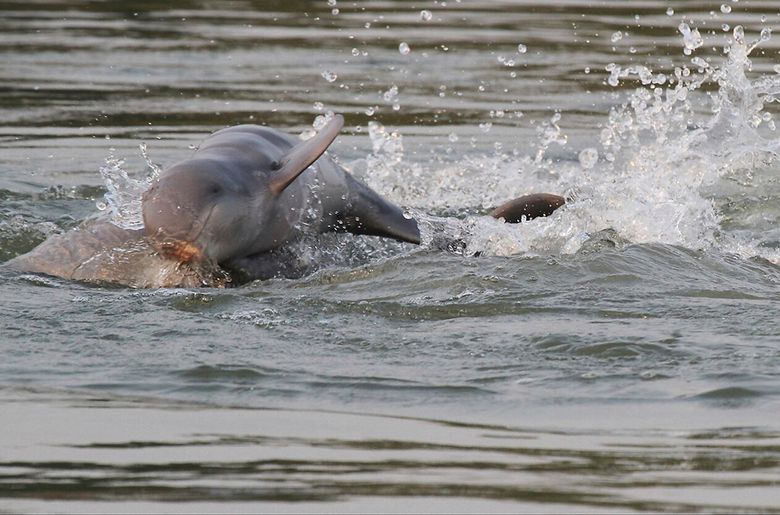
{"left": 355, "top": 25, "right": 780, "bottom": 264}
{"left": 96, "top": 143, "right": 160, "bottom": 230}
{"left": 95, "top": 25, "right": 780, "bottom": 271}
{"left": 554, "top": 24, "right": 780, "bottom": 263}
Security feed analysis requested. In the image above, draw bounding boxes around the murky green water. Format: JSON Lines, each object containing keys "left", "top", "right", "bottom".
{"left": 1, "top": 1, "right": 780, "bottom": 512}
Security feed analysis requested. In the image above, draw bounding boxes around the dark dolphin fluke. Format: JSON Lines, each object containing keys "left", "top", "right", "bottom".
{"left": 489, "top": 193, "right": 565, "bottom": 223}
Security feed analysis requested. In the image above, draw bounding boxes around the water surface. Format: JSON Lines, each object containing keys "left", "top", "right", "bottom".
{"left": 1, "top": 1, "right": 780, "bottom": 512}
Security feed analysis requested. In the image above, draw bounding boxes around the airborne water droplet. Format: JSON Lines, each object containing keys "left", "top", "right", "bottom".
{"left": 720, "top": 4, "right": 732, "bottom": 14}
{"left": 517, "top": 43, "right": 527, "bottom": 54}
{"left": 419, "top": 9, "right": 432, "bottom": 22}
{"left": 399, "top": 42, "right": 410, "bottom": 55}
{"left": 578, "top": 148, "right": 599, "bottom": 169}
{"left": 733, "top": 25, "right": 745, "bottom": 44}
{"left": 321, "top": 70, "right": 338, "bottom": 82}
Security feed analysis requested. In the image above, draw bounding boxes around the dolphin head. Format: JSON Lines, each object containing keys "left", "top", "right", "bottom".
{"left": 142, "top": 160, "right": 265, "bottom": 264}
{"left": 141, "top": 115, "right": 346, "bottom": 266}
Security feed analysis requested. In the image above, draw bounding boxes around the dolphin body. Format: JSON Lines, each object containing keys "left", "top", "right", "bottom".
{"left": 140, "top": 115, "right": 420, "bottom": 283}
{"left": 6, "top": 116, "right": 565, "bottom": 287}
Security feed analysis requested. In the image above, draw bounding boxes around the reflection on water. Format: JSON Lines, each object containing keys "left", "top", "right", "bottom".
{"left": 2, "top": 389, "right": 779, "bottom": 513}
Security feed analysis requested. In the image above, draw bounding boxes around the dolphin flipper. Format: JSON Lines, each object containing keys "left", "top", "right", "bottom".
{"left": 269, "top": 115, "right": 345, "bottom": 195}
{"left": 337, "top": 173, "right": 421, "bottom": 244}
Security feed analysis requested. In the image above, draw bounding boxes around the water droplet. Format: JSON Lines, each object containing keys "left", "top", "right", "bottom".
{"left": 666, "top": 7, "right": 674, "bottom": 16}
{"left": 351, "top": 47, "right": 360, "bottom": 56}
{"left": 96, "top": 201, "right": 107, "bottom": 211}
{"left": 382, "top": 84, "right": 399, "bottom": 103}
{"left": 679, "top": 22, "right": 703, "bottom": 55}
{"left": 448, "top": 132, "right": 459, "bottom": 142}
{"left": 578, "top": 148, "right": 599, "bottom": 169}
{"left": 365, "top": 106, "right": 375, "bottom": 116}
{"left": 398, "top": 41, "right": 410, "bottom": 55}
{"left": 478, "top": 122, "right": 492, "bottom": 133}
{"left": 313, "top": 101, "right": 324, "bottom": 111}
{"left": 611, "top": 31, "right": 623, "bottom": 43}
{"left": 327, "top": 0, "right": 336, "bottom": 5}
{"left": 419, "top": 9, "right": 432, "bottom": 21}
{"left": 733, "top": 25, "right": 745, "bottom": 44}
{"left": 720, "top": 4, "right": 732, "bottom": 13}
{"left": 517, "top": 43, "right": 527, "bottom": 54}
{"left": 722, "top": 23, "right": 730, "bottom": 31}
{"left": 760, "top": 27, "right": 772, "bottom": 42}
{"left": 321, "top": 70, "right": 338, "bottom": 82}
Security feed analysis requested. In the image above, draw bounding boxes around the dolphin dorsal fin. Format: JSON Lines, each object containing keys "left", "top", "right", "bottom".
{"left": 269, "top": 114, "right": 344, "bottom": 195}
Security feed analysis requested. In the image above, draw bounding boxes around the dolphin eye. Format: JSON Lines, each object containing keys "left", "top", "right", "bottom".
{"left": 209, "top": 184, "right": 223, "bottom": 196}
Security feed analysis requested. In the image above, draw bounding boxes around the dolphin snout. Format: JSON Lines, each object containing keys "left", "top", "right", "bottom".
{"left": 151, "top": 238, "right": 203, "bottom": 263}
{"left": 142, "top": 187, "right": 210, "bottom": 263}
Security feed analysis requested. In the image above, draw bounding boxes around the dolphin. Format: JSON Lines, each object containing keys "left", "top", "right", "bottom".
{"left": 140, "top": 115, "right": 420, "bottom": 281}
{"left": 5, "top": 115, "right": 566, "bottom": 287}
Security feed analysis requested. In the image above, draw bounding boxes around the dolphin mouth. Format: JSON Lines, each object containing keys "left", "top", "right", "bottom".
{"left": 146, "top": 203, "right": 216, "bottom": 264}
{"left": 154, "top": 239, "right": 204, "bottom": 263}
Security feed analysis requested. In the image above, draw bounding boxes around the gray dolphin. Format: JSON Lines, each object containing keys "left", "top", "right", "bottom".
{"left": 141, "top": 114, "right": 420, "bottom": 281}
{"left": 5, "top": 115, "right": 565, "bottom": 287}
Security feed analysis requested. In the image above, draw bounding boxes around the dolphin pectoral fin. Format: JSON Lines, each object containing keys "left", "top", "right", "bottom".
{"left": 489, "top": 193, "right": 566, "bottom": 223}
{"left": 269, "top": 114, "right": 345, "bottom": 195}
{"left": 333, "top": 174, "right": 420, "bottom": 244}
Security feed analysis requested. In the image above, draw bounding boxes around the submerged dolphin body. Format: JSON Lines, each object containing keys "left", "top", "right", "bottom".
{"left": 5, "top": 222, "right": 227, "bottom": 288}
{"left": 6, "top": 116, "right": 566, "bottom": 287}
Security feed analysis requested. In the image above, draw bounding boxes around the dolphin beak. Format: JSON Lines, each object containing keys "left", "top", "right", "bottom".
{"left": 152, "top": 238, "right": 204, "bottom": 263}
{"left": 143, "top": 201, "right": 216, "bottom": 264}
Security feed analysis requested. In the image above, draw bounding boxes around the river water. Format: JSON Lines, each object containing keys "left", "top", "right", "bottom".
{"left": 1, "top": 1, "right": 780, "bottom": 512}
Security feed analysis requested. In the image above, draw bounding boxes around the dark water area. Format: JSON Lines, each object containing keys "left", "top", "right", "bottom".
{"left": 1, "top": 0, "right": 780, "bottom": 512}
